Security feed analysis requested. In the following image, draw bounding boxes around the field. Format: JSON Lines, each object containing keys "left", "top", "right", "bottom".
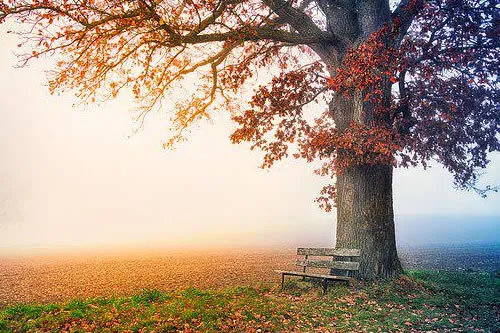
{"left": 2, "top": 246, "right": 500, "bottom": 306}
{"left": 0, "top": 249, "right": 297, "bottom": 306}
{"left": 0, "top": 246, "right": 499, "bottom": 332}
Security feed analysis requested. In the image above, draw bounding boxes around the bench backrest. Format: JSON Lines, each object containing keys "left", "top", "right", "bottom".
{"left": 296, "top": 248, "right": 361, "bottom": 275}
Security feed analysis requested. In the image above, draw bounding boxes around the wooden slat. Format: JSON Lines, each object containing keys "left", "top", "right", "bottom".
{"left": 297, "top": 248, "right": 361, "bottom": 257}
{"left": 274, "top": 270, "right": 350, "bottom": 281}
{"left": 296, "top": 260, "right": 360, "bottom": 271}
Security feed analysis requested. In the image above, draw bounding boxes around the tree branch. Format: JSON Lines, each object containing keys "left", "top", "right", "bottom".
{"left": 316, "top": 0, "right": 359, "bottom": 42}
{"left": 262, "top": 0, "right": 343, "bottom": 62}
{"left": 262, "top": 0, "right": 328, "bottom": 37}
{"left": 392, "top": 0, "right": 425, "bottom": 45}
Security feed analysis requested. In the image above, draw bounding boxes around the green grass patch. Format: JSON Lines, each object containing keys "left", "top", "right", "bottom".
{"left": 131, "top": 289, "right": 170, "bottom": 304}
{"left": 0, "top": 270, "right": 498, "bottom": 332}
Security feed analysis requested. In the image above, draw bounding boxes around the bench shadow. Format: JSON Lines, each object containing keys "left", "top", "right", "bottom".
{"left": 280, "top": 277, "right": 351, "bottom": 298}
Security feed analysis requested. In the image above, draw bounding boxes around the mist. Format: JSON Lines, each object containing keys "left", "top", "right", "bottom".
{"left": 1, "top": 23, "right": 499, "bottom": 255}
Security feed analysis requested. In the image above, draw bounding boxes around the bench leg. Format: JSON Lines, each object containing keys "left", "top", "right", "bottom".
{"left": 323, "top": 279, "right": 328, "bottom": 294}
{"left": 281, "top": 273, "right": 285, "bottom": 290}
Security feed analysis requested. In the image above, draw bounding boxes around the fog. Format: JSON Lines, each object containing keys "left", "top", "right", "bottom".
{"left": 1, "top": 25, "right": 499, "bottom": 255}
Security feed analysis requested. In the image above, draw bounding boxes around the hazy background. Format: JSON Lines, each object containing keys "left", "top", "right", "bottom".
{"left": 1, "top": 25, "right": 499, "bottom": 254}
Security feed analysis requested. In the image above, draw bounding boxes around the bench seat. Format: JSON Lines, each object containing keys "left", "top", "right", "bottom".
{"left": 274, "top": 270, "right": 350, "bottom": 281}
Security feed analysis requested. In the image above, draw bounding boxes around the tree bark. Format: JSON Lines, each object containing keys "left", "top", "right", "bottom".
{"left": 316, "top": 0, "right": 403, "bottom": 280}
{"left": 330, "top": 91, "right": 403, "bottom": 280}
{"left": 336, "top": 163, "right": 403, "bottom": 280}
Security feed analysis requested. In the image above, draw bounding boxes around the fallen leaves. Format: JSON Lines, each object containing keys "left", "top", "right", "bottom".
{"left": 0, "top": 253, "right": 498, "bottom": 332}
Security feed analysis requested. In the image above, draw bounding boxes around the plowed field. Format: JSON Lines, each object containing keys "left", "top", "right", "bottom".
{"left": 0, "top": 249, "right": 296, "bottom": 306}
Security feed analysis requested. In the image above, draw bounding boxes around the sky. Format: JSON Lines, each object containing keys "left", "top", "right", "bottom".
{"left": 0, "top": 24, "right": 499, "bottom": 253}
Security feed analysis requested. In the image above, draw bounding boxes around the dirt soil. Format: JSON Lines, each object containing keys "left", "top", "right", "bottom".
{"left": 0, "top": 248, "right": 297, "bottom": 306}
{"left": 2, "top": 245, "right": 499, "bottom": 306}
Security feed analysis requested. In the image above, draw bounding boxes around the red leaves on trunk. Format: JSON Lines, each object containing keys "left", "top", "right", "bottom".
{"left": 233, "top": 1, "right": 499, "bottom": 208}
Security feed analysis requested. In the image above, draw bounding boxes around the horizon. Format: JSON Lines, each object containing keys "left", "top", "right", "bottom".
{"left": 1, "top": 214, "right": 499, "bottom": 256}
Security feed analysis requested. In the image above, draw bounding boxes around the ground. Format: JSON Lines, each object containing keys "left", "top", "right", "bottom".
{"left": 0, "top": 249, "right": 296, "bottom": 305}
{"left": 0, "top": 247, "right": 499, "bottom": 332}
{"left": 0, "top": 271, "right": 498, "bottom": 332}
{"left": 1, "top": 246, "right": 499, "bottom": 305}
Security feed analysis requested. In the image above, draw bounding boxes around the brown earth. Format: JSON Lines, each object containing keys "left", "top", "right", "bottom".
{"left": 2, "top": 245, "right": 499, "bottom": 306}
{"left": 0, "top": 248, "right": 297, "bottom": 306}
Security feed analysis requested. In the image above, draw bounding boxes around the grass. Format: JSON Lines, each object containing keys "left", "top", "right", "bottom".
{"left": 0, "top": 270, "right": 498, "bottom": 332}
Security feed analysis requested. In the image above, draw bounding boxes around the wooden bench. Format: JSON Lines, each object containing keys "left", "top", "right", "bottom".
{"left": 275, "top": 247, "right": 361, "bottom": 294}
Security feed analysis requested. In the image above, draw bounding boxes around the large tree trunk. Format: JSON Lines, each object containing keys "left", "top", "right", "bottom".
{"left": 317, "top": 0, "right": 403, "bottom": 280}
{"left": 330, "top": 88, "right": 403, "bottom": 280}
{"left": 336, "top": 163, "right": 403, "bottom": 280}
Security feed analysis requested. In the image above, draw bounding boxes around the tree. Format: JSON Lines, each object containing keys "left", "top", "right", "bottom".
{"left": 1, "top": 0, "right": 498, "bottom": 279}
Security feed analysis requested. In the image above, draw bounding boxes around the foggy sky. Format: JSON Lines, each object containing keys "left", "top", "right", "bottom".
{"left": 1, "top": 25, "right": 499, "bottom": 253}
